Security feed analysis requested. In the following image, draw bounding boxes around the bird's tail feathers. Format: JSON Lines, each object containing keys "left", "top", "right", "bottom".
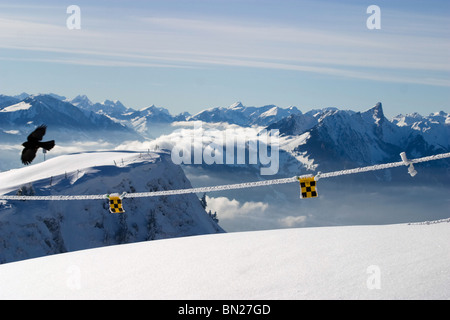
{"left": 39, "top": 140, "right": 55, "bottom": 151}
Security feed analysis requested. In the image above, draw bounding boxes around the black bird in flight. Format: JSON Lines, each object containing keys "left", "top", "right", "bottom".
{"left": 21, "top": 125, "right": 55, "bottom": 165}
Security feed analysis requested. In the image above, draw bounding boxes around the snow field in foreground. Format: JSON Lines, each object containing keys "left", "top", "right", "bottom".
{"left": 0, "top": 222, "right": 449, "bottom": 299}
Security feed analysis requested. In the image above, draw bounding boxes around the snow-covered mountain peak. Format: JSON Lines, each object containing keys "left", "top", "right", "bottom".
{"left": 230, "top": 101, "right": 244, "bottom": 109}
{"left": 68, "top": 95, "right": 95, "bottom": 113}
{"left": 101, "top": 99, "right": 126, "bottom": 109}
{"left": 260, "top": 106, "right": 282, "bottom": 118}
{"left": 361, "top": 102, "right": 385, "bottom": 126}
{"left": 392, "top": 112, "right": 423, "bottom": 127}
{"left": 373, "top": 101, "right": 384, "bottom": 120}
{"left": 13, "top": 92, "right": 30, "bottom": 100}
{"left": 70, "top": 94, "right": 93, "bottom": 107}
{"left": 140, "top": 104, "right": 171, "bottom": 115}
{"left": 429, "top": 111, "right": 449, "bottom": 125}
{"left": 287, "top": 105, "right": 301, "bottom": 113}
{"left": 92, "top": 99, "right": 128, "bottom": 115}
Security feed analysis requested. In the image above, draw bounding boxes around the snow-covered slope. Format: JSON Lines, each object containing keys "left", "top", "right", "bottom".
{"left": 0, "top": 221, "right": 448, "bottom": 299}
{"left": 0, "top": 151, "right": 223, "bottom": 264}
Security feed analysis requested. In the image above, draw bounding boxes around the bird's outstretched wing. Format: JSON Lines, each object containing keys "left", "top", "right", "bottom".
{"left": 27, "top": 124, "right": 47, "bottom": 142}
{"left": 21, "top": 146, "right": 38, "bottom": 165}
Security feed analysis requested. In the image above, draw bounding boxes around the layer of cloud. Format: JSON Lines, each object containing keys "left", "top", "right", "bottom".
{"left": 205, "top": 196, "right": 269, "bottom": 221}
{"left": 278, "top": 215, "right": 308, "bottom": 228}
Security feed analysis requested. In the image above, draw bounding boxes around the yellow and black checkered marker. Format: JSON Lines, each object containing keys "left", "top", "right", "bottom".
{"left": 298, "top": 176, "right": 318, "bottom": 199}
{"left": 108, "top": 193, "right": 125, "bottom": 214}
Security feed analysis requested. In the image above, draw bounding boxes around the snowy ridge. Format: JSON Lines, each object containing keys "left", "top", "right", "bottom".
{"left": 0, "top": 222, "right": 448, "bottom": 299}
{"left": 0, "top": 151, "right": 223, "bottom": 264}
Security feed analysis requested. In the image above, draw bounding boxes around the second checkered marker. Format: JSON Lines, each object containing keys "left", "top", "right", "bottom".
{"left": 298, "top": 176, "right": 318, "bottom": 199}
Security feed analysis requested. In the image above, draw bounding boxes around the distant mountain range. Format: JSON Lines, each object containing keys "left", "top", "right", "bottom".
{"left": 187, "top": 101, "right": 302, "bottom": 126}
{"left": 0, "top": 93, "right": 448, "bottom": 178}
{"left": 270, "top": 103, "right": 449, "bottom": 174}
{"left": 69, "top": 94, "right": 187, "bottom": 136}
{"left": 0, "top": 94, "right": 141, "bottom": 143}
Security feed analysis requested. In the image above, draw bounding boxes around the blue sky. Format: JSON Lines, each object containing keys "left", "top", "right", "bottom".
{"left": 0, "top": 0, "right": 449, "bottom": 117}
